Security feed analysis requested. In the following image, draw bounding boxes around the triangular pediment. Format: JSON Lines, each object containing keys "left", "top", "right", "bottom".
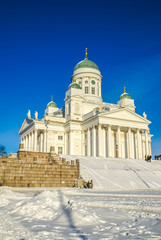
{"left": 18, "top": 118, "right": 33, "bottom": 134}
{"left": 100, "top": 108, "right": 151, "bottom": 124}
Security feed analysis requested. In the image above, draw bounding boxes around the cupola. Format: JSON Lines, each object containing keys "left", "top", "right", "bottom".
{"left": 120, "top": 87, "right": 131, "bottom": 100}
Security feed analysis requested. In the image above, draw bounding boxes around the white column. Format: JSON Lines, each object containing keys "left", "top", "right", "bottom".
{"left": 98, "top": 125, "right": 103, "bottom": 157}
{"left": 145, "top": 130, "right": 149, "bottom": 156}
{"left": 139, "top": 131, "right": 143, "bottom": 159}
{"left": 149, "top": 141, "right": 152, "bottom": 156}
{"left": 34, "top": 130, "right": 37, "bottom": 152}
{"left": 103, "top": 128, "right": 106, "bottom": 157}
{"left": 117, "top": 126, "right": 121, "bottom": 158}
{"left": 25, "top": 136, "right": 27, "bottom": 150}
{"left": 128, "top": 128, "right": 132, "bottom": 158}
{"left": 27, "top": 134, "right": 29, "bottom": 151}
{"left": 106, "top": 128, "right": 108, "bottom": 157}
{"left": 24, "top": 137, "right": 26, "bottom": 150}
{"left": 87, "top": 128, "right": 90, "bottom": 156}
{"left": 137, "top": 129, "right": 141, "bottom": 159}
{"left": 92, "top": 126, "right": 96, "bottom": 156}
{"left": 30, "top": 133, "right": 32, "bottom": 151}
{"left": 30, "top": 131, "right": 33, "bottom": 151}
{"left": 40, "top": 132, "right": 43, "bottom": 152}
{"left": 28, "top": 133, "right": 31, "bottom": 151}
{"left": 43, "top": 131, "right": 46, "bottom": 152}
{"left": 107, "top": 125, "right": 112, "bottom": 157}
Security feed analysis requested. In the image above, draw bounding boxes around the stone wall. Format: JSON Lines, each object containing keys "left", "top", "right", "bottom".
{"left": 0, "top": 145, "right": 79, "bottom": 187}
{"left": 0, "top": 161, "right": 79, "bottom": 187}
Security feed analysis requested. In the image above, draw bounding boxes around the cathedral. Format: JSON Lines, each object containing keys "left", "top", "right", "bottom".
{"left": 19, "top": 50, "right": 152, "bottom": 159}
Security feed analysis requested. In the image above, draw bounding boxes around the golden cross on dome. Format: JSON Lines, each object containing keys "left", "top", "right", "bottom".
{"left": 85, "top": 48, "right": 88, "bottom": 59}
{"left": 124, "top": 86, "right": 126, "bottom": 93}
{"left": 51, "top": 96, "right": 53, "bottom": 101}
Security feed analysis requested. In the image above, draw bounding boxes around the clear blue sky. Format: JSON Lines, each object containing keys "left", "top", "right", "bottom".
{"left": 0, "top": 0, "right": 161, "bottom": 155}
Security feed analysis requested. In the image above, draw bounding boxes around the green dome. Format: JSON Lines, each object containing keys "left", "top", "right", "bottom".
{"left": 120, "top": 92, "right": 131, "bottom": 100}
{"left": 47, "top": 101, "right": 57, "bottom": 108}
{"left": 74, "top": 59, "right": 99, "bottom": 71}
{"left": 68, "top": 83, "right": 81, "bottom": 90}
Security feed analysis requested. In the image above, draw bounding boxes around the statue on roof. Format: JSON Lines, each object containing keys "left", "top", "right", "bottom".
{"left": 35, "top": 111, "right": 38, "bottom": 119}
{"left": 27, "top": 110, "right": 31, "bottom": 119}
{"left": 143, "top": 112, "right": 147, "bottom": 119}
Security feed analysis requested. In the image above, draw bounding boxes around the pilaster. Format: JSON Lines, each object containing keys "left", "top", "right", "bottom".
{"left": 69, "top": 131, "right": 73, "bottom": 155}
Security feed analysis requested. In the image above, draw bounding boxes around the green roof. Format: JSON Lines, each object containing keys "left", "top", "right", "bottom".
{"left": 47, "top": 101, "right": 57, "bottom": 108}
{"left": 68, "top": 83, "right": 81, "bottom": 90}
{"left": 74, "top": 59, "right": 99, "bottom": 71}
{"left": 120, "top": 93, "right": 131, "bottom": 100}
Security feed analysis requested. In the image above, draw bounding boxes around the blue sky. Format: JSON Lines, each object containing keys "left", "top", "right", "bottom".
{"left": 0, "top": 0, "right": 161, "bottom": 155}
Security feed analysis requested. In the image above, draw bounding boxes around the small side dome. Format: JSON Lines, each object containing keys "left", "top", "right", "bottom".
{"left": 68, "top": 83, "right": 81, "bottom": 90}
{"left": 47, "top": 97, "right": 57, "bottom": 108}
{"left": 120, "top": 87, "right": 131, "bottom": 100}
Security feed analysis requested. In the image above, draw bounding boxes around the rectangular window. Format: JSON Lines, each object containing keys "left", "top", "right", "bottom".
{"left": 92, "top": 87, "right": 95, "bottom": 94}
{"left": 58, "top": 135, "right": 63, "bottom": 140}
{"left": 85, "top": 86, "right": 89, "bottom": 94}
{"left": 79, "top": 81, "right": 81, "bottom": 85}
{"left": 85, "top": 80, "right": 88, "bottom": 84}
{"left": 58, "top": 147, "right": 63, "bottom": 154}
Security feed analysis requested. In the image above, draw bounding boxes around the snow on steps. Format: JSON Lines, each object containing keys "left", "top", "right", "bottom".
{"left": 61, "top": 155, "right": 161, "bottom": 191}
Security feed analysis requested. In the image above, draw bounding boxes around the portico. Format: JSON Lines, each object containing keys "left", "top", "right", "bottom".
{"left": 83, "top": 124, "right": 151, "bottom": 159}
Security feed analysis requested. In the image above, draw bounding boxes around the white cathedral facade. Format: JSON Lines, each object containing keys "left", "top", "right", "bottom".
{"left": 19, "top": 50, "right": 152, "bottom": 159}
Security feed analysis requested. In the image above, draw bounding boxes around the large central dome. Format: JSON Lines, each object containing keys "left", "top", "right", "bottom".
{"left": 74, "top": 58, "right": 99, "bottom": 71}
{"left": 74, "top": 48, "right": 99, "bottom": 72}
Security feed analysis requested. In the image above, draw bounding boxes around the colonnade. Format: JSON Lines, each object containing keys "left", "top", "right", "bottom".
{"left": 84, "top": 125, "right": 151, "bottom": 159}
{"left": 21, "top": 125, "right": 151, "bottom": 159}
{"left": 21, "top": 130, "right": 47, "bottom": 152}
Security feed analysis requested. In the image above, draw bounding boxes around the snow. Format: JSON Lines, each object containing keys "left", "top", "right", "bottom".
{"left": 1, "top": 156, "right": 161, "bottom": 239}
{"left": 63, "top": 155, "right": 161, "bottom": 190}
